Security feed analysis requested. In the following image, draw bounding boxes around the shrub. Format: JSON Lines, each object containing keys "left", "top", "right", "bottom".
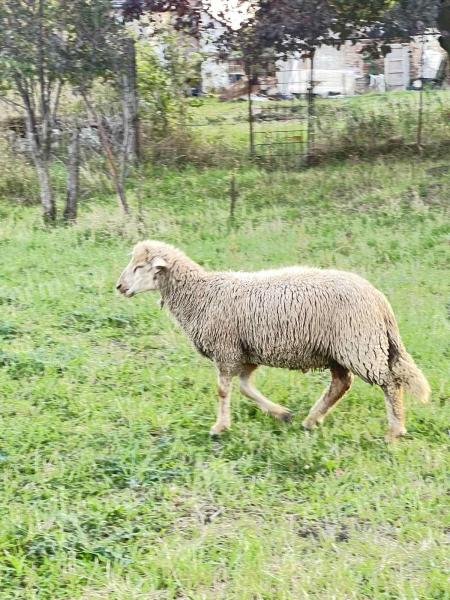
{"left": 0, "top": 136, "right": 39, "bottom": 203}
{"left": 141, "top": 125, "right": 243, "bottom": 168}
{"left": 136, "top": 31, "right": 201, "bottom": 139}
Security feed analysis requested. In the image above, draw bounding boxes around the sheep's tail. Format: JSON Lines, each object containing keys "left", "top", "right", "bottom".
{"left": 391, "top": 352, "right": 431, "bottom": 402}
{"left": 387, "top": 328, "right": 430, "bottom": 403}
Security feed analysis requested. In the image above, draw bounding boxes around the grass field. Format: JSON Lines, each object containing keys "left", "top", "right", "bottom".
{"left": 0, "top": 155, "right": 449, "bottom": 598}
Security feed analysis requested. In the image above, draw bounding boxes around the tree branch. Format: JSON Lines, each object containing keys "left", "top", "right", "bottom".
{"left": 0, "top": 95, "right": 26, "bottom": 111}
{"left": 81, "top": 90, "right": 130, "bottom": 215}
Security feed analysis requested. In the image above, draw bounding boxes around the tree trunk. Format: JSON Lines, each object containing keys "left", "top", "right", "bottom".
{"left": 81, "top": 91, "right": 130, "bottom": 215}
{"left": 24, "top": 110, "right": 56, "bottom": 223}
{"left": 121, "top": 36, "right": 140, "bottom": 166}
{"left": 438, "top": 1, "right": 450, "bottom": 58}
{"left": 97, "top": 115, "right": 130, "bottom": 215}
{"left": 17, "top": 70, "right": 56, "bottom": 223}
{"left": 64, "top": 127, "right": 80, "bottom": 222}
{"left": 34, "top": 156, "right": 56, "bottom": 223}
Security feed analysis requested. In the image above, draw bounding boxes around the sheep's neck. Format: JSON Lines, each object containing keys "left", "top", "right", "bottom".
{"left": 158, "top": 261, "right": 207, "bottom": 325}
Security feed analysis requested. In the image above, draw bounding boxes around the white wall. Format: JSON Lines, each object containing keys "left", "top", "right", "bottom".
{"left": 276, "top": 46, "right": 356, "bottom": 96}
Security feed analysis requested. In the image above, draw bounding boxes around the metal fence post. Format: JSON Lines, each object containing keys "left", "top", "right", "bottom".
{"left": 417, "top": 34, "right": 425, "bottom": 151}
{"left": 247, "top": 62, "right": 255, "bottom": 158}
{"left": 307, "top": 49, "right": 315, "bottom": 165}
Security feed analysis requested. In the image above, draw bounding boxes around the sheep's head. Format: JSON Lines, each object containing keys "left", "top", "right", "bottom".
{"left": 116, "top": 241, "right": 168, "bottom": 297}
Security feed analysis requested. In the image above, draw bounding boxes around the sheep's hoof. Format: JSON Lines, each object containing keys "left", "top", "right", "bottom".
{"left": 210, "top": 423, "right": 230, "bottom": 436}
{"left": 275, "top": 409, "right": 294, "bottom": 422}
{"left": 302, "top": 417, "right": 316, "bottom": 430}
{"left": 384, "top": 428, "right": 407, "bottom": 443}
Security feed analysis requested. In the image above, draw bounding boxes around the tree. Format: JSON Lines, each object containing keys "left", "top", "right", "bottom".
{"left": 438, "top": 0, "right": 450, "bottom": 56}
{"left": 0, "top": 0, "right": 128, "bottom": 223}
{"left": 0, "top": 1, "right": 63, "bottom": 222}
{"left": 362, "top": 0, "right": 441, "bottom": 51}
{"left": 216, "top": 0, "right": 443, "bottom": 60}
{"left": 118, "top": 0, "right": 204, "bottom": 167}
{"left": 122, "top": 0, "right": 202, "bottom": 33}
{"left": 65, "top": 1, "right": 133, "bottom": 216}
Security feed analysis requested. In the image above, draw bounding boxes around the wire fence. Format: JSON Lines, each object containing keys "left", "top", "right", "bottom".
{"left": 186, "top": 53, "right": 450, "bottom": 169}
{"left": 1, "top": 62, "right": 449, "bottom": 176}
{"left": 313, "top": 90, "right": 450, "bottom": 160}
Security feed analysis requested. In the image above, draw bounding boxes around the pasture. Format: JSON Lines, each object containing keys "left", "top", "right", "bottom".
{"left": 0, "top": 156, "right": 449, "bottom": 598}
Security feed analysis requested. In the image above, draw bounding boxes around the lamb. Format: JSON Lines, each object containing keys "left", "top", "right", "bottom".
{"left": 116, "top": 240, "right": 430, "bottom": 441}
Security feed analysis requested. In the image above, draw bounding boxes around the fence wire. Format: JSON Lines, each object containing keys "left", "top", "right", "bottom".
{"left": 186, "top": 54, "right": 450, "bottom": 169}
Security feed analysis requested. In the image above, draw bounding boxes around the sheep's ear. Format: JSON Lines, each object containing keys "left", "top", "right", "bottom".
{"left": 152, "top": 257, "right": 168, "bottom": 272}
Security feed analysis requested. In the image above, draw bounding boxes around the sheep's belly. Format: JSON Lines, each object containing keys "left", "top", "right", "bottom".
{"left": 242, "top": 346, "right": 331, "bottom": 371}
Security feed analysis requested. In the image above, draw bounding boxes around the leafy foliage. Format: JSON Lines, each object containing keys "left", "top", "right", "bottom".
{"left": 438, "top": 0, "right": 450, "bottom": 56}
{"left": 212, "top": 0, "right": 443, "bottom": 60}
{"left": 0, "top": 0, "right": 127, "bottom": 95}
{"left": 122, "top": 0, "right": 202, "bottom": 33}
{"left": 136, "top": 33, "right": 201, "bottom": 137}
{"left": 362, "top": 0, "right": 441, "bottom": 55}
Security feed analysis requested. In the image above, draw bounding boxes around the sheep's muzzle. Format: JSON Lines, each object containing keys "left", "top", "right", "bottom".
{"left": 116, "top": 282, "right": 134, "bottom": 297}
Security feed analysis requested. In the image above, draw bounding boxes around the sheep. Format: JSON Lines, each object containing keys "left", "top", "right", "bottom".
{"left": 116, "top": 240, "right": 430, "bottom": 441}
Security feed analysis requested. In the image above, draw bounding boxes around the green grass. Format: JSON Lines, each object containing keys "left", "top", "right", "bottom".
{"left": 0, "top": 155, "right": 449, "bottom": 599}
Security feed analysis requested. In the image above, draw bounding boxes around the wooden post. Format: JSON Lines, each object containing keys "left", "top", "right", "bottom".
{"left": 136, "top": 167, "right": 146, "bottom": 236}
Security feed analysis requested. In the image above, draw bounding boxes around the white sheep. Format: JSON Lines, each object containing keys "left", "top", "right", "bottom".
{"left": 116, "top": 241, "right": 430, "bottom": 441}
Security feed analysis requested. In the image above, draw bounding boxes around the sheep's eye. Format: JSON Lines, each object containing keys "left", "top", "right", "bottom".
{"left": 133, "top": 265, "right": 144, "bottom": 273}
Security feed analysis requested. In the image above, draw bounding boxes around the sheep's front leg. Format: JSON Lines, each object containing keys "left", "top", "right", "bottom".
{"left": 239, "top": 364, "right": 293, "bottom": 422}
{"left": 210, "top": 371, "right": 233, "bottom": 435}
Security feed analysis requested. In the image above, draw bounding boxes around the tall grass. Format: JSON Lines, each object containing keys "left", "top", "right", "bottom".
{"left": 314, "top": 91, "right": 450, "bottom": 159}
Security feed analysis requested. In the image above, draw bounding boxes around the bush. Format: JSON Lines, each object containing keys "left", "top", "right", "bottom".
{"left": 0, "top": 136, "right": 39, "bottom": 203}
{"left": 141, "top": 125, "right": 241, "bottom": 168}
{"left": 136, "top": 31, "right": 201, "bottom": 139}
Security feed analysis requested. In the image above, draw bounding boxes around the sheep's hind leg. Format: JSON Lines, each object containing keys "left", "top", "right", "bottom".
{"left": 302, "top": 365, "right": 353, "bottom": 429}
{"left": 210, "top": 371, "right": 233, "bottom": 435}
{"left": 239, "top": 365, "right": 293, "bottom": 422}
{"left": 382, "top": 381, "right": 406, "bottom": 442}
